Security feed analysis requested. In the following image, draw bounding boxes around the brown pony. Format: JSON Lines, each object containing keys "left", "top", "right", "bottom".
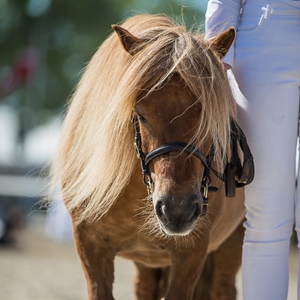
{"left": 49, "top": 14, "right": 246, "bottom": 300}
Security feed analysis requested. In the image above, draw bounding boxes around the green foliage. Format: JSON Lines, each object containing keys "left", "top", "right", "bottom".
{"left": 0, "top": 0, "right": 205, "bottom": 130}
{"left": 123, "top": 0, "right": 205, "bottom": 31}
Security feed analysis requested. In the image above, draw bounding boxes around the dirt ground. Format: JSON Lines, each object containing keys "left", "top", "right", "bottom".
{"left": 0, "top": 212, "right": 298, "bottom": 300}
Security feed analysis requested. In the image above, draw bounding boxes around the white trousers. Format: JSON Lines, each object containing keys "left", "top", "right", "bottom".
{"left": 230, "top": 0, "right": 300, "bottom": 299}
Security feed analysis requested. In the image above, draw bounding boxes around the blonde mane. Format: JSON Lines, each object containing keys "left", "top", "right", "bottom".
{"left": 49, "top": 14, "right": 236, "bottom": 223}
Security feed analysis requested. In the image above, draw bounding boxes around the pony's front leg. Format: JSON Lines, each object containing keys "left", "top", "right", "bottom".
{"left": 209, "top": 221, "right": 244, "bottom": 300}
{"left": 134, "top": 262, "right": 170, "bottom": 300}
{"left": 134, "top": 262, "right": 161, "bottom": 300}
{"left": 163, "top": 249, "right": 207, "bottom": 300}
{"left": 73, "top": 222, "right": 115, "bottom": 300}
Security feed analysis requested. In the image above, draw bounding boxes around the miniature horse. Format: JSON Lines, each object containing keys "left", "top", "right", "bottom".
{"left": 50, "top": 14, "right": 249, "bottom": 300}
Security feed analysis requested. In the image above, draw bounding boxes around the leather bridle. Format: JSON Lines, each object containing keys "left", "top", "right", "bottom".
{"left": 133, "top": 115, "right": 214, "bottom": 216}
{"left": 133, "top": 115, "right": 254, "bottom": 217}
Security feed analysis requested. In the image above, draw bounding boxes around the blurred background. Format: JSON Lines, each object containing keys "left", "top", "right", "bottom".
{"left": 0, "top": 1, "right": 297, "bottom": 299}
{"left": 0, "top": 1, "right": 208, "bottom": 299}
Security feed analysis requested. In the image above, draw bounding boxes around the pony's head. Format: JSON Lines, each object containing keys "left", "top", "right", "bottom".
{"left": 112, "top": 20, "right": 235, "bottom": 236}
{"left": 51, "top": 14, "right": 236, "bottom": 230}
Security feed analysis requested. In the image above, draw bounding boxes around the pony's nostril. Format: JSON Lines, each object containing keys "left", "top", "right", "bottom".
{"left": 187, "top": 203, "right": 200, "bottom": 222}
{"left": 194, "top": 202, "right": 201, "bottom": 218}
{"left": 155, "top": 201, "right": 166, "bottom": 219}
{"left": 192, "top": 203, "right": 197, "bottom": 216}
{"left": 156, "top": 201, "right": 165, "bottom": 218}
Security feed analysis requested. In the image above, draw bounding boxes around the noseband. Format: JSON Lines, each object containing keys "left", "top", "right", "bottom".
{"left": 133, "top": 115, "right": 255, "bottom": 217}
{"left": 133, "top": 116, "right": 214, "bottom": 216}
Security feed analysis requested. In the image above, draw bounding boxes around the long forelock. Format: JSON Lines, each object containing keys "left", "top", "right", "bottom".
{"left": 129, "top": 22, "right": 233, "bottom": 160}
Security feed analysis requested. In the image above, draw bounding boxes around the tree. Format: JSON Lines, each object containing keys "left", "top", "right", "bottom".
{"left": 0, "top": 0, "right": 204, "bottom": 131}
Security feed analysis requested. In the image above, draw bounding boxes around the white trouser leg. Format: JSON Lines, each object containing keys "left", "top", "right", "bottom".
{"left": 295, "top": 108, "right": 300, "bottom": 298}
{"left": 235, "top": 84, "right": 300, "bottom": 300}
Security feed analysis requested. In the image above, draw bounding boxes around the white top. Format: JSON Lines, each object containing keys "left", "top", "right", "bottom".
{"left": 205, "top": 0, "right": 243, "bottom": 66}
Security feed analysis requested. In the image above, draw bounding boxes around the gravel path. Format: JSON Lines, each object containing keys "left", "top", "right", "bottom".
{"left": 0, "top": 213, "right": 298, "bottom": 300}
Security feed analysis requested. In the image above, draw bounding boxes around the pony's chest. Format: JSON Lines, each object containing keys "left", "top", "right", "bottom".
{"left": 97, "top": 211, "right": 172, "bottom": 267}
{"left": 99, "top": 215, "right": 171, "bottom": 267}
{"left": 117, "top": 239, "right": 172, "bottom": 268}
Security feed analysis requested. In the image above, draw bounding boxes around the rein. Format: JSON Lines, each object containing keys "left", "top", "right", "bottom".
{"left": 210, "top": 120, "right": 255, "bottom": 197}
{"left": 133, "top": 116, "right": 254, "bottom": 217}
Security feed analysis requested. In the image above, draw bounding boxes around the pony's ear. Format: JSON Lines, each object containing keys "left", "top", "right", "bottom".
{"left": 208, "top": 27, "right": 235, "bottom": 58}
{"left": 112, "top": 25, "right": 143, "bottom": 55}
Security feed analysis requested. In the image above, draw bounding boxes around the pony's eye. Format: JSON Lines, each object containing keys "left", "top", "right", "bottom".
{"left": 137, "top": 113, "right": 147, "bottom": 123}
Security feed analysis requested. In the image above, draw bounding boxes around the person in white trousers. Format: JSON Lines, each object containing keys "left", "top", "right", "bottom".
{"left": 205, "top": 0, "right": 300, "bottom": 299}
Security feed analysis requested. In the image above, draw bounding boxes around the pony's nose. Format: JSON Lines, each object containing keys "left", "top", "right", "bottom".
{"left": 155, "top": 194, "right": 201, "bottom": 235}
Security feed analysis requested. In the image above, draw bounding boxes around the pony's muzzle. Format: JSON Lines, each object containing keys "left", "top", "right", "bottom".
{"left": 155, "top": 194, "right": 201, "bottom": 236}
